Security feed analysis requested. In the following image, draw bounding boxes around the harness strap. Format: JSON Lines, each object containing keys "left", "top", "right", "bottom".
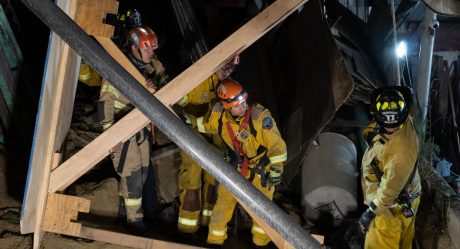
{"left": 225, "top": 105, "right": 252, "bottom": 177}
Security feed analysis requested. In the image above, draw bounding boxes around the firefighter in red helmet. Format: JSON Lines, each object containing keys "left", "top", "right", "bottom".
{"left": 99, "top": 25, "right": 169, "bottom": 230}
{"left": 187, "top": 79, "right": 287, "bottom": 246}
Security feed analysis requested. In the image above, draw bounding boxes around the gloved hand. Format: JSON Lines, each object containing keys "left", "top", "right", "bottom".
{"left": 267, "top": 167, "right": 282, "bottom": 189}
{"left": 182, "top": 112, "right": 197, "bottom": 128}
{"left": 145, "top": 78, "right": 158, "bottom": 90}
{"left": 358, "top": 201, "right": 377, "bottom": 234}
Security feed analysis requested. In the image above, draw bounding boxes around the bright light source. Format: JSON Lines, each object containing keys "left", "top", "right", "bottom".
{"left": 396, "top": 41, "right": 407, "bottom": 58}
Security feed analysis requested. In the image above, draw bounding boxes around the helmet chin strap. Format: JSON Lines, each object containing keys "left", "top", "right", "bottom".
{"left": 127, "top": 52, "right": 147, "bottom": 71}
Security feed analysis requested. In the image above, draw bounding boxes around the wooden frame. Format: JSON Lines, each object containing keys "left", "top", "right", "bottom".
{"left": 20, "top": 0, "right": 319, "bottom": 248}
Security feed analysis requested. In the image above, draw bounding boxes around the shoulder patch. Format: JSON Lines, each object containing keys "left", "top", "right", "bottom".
{"left": 251, "top": 104, "right": 264, "bottom": 120}
{"left": 262, "top": 117, "right": 273, "bottom": 130}
{"left": 212, "top": 101, "right": 224, "bottom": 113}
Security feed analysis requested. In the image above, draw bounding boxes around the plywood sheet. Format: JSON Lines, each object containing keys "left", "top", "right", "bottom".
{"left": 75, "top": 0, "right": 118, "bottom": 38}
{"left": 43, "top": 193, "right": 90, "bottom": 236}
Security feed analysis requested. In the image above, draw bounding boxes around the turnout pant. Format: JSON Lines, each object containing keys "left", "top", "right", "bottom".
{"left": 178, "top": 133, "right": 222, "bottom": 233}
{"left": 207, "top": 171, "right": 274, "bottom": 246}
{"left": 112, "top": 128, "right": 150, "bottom": 223}
{"left": 365, "top": 197, "right": 420, "bottom": 249}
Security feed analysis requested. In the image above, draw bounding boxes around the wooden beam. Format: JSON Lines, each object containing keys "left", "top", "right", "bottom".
{"left": 42, "top": 193, "right": 90, "bottom": 236}
{"left": 79, "top": 226, "right": 208, "bottom": 249}
{"left": 237, "top": 197, "right": 323, "bottom": 248}
{"left": 49, "top": 0, "right": 307, "bottom": 193}
{"left": 21, "top": 0, "right": 80, "bottom": 237}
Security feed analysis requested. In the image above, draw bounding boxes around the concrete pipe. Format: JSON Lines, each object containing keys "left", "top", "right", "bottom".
{"left": 301, "top": 132, "right": 358, "bottom": 227}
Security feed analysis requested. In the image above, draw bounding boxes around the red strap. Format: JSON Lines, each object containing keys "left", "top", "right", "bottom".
{"left": 225, "top": 105, "right": 252, "bottom": 177}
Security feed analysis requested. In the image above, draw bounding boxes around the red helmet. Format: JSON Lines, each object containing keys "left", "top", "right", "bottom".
{"left": 128, "top": 26, "right": 158, "bottom": 50}
{"left": 216, "top": 79, "right": 248, "bottom": 109}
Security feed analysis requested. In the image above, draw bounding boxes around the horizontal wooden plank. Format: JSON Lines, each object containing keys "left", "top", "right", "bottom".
{"left": 79, "top": 226, "right": 208, "bottom": 249}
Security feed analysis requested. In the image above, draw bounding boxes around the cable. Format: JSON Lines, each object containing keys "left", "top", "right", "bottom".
{"left": 390, "top": 0, "right": 401, "bottom": 86}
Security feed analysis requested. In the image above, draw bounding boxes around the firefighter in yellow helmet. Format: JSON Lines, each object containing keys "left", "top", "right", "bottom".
{"left": 79, "top": 60, "right": 102, "bottom": 87}
{"left": 187, "top": 79, "right": 287, "bottom": 246}
{"left": 176, "top": 55, "right": 240, "bottom": 233}
{"left": 359, "top": 86, "right": 421, "bottom": 249}
{"left": 99, "top": 25, "right": 169, "bottom": 229}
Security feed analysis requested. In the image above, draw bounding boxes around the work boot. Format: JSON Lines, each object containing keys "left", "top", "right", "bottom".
{"left": 207, "top": 230, "right": 226, "bottom": 245}
{"left": 252, "top": 236, "right": 271, "bottom": 247}
{"left": 206, "top": 237, "right": 225, "bottom": 246}
{"left": 158, "top": 203, "right": 177, "bottom": 225}
{"left": 126, "top": 218, "right": 147, "bottom": 235}
{"left": 252, "top": 226, "right": 271, "bottom": 246}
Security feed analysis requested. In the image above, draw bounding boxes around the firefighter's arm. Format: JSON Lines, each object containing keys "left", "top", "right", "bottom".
{"left": 98, "top": 80, "right": 117, "bottom": 131}
{"left": 190, "top": 102, "right": 222, "bottom": 134}
{"left": 177, "top": 74, "right": 217, "bottom": 107}
{"left": 259, "top": 111, "right": 287, "bottom": 188}
{"left": 260, "top": 111, "right": 287, "bottom": 171}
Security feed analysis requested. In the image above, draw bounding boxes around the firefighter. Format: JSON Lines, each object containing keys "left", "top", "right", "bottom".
{"left": 176, "top": 55, "right": 240, "bottom": 233}
{"left": 359, "top": 86, "right": 421, "bottom": 249}
{"left": 78, "top": 60, "right": 102, "bottom": 87}
{"left": 187, "top": 79, "right": 287, "bottom": 246}
{"left": 99, "top": 25, "right": 169, "bottom": 229}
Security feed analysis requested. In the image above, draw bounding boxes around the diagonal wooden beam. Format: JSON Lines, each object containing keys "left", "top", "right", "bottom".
{"left": 49, "top": 0, "right": 307, "bottom": 193}
{"left": 237, "top": 197, "right": 323, "bottom": 248}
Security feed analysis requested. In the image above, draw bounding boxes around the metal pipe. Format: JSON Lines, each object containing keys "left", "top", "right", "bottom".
{"left": 415, "top": 7, "right": 437, "bottom": 125}
{"left": 20, "top": 0, "right": 322, "bottom": 248}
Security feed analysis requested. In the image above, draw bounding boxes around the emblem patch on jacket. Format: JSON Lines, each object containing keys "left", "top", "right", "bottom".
{"left": 262, "top": 117, "right": 273, "bottom": 130}
{"left": 236, "top": 129, "right": 250, "bottom": 141}
{"left": 200, "top": 92, "right": 209, "bottom": 103}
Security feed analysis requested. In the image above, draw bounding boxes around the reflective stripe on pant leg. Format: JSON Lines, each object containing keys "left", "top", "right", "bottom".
{"left": 111, "top": 126, "right": 144, "bottom": 222}
{"left": 178, "top": 188, "right": 200, "bottom": 233}
{"left": 251, "top": 224, "right": 267, "bottom": 235}
{"left": 178, "top": 150, "right": 203, "bottom": 231}
{"left": 207, "top": 185, "right": 237, "bottom": 244}
{"left": 250, "top": 172, "right": 273, "bottom": 246}
{"left": 124, "top": 167, "right": 144, "bottom": 221}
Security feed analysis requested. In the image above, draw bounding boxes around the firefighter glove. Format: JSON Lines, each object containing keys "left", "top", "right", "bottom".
{"left": 267, "top": 167, "right": 282, "bottom": 188}
{"left": 183, "top": 113, "right": 197, "bottom": 128}
{"left": 358, "top": 201, "right": 377, "bottom": 234}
